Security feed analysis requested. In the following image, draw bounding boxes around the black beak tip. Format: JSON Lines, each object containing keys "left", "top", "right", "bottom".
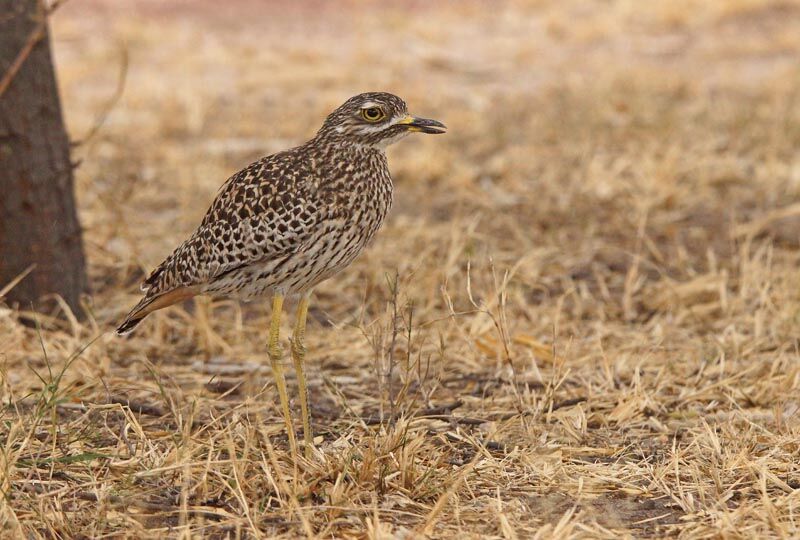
{"left": 413, "top": 117, "right": 447, "bottom": 134}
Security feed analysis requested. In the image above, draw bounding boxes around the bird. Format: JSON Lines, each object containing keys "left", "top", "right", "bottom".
{"left": 116, "top": 92, "right": 446, "bottom": 457}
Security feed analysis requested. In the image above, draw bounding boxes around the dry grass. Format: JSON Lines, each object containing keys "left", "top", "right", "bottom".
{"left": 2, "top": 0, "right": 800, "bottom": 537}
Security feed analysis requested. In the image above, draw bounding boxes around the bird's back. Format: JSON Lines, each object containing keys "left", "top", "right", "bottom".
{"left": 139, "top": 141, "right": 392, "bottom": 302}
{"left": 117, "top": 91, "right": 442, "bottom": 335}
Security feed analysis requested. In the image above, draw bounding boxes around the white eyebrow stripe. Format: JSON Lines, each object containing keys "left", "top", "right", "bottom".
{"left": 360, "top": 101, "right": 379, "bottom": 109}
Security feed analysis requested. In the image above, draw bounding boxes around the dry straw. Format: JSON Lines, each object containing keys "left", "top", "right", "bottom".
{"left": 2, "top": 0, "right": 799, "bottom": 537}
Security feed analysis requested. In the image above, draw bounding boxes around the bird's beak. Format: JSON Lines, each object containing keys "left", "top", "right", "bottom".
{"left": 396, "top": 114, "right": 447, "bottom": 134}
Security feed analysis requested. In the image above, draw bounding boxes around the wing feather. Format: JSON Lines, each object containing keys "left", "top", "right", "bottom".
{"left": 141, "top": 153, "right": 322, "bottom": 296}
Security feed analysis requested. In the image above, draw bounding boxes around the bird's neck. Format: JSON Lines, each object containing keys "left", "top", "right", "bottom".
{"left": 303, "top": 136, "right": 390, "bottom": 188}
{"left": 309, "top": 134, "right": 386, "bottom": 156}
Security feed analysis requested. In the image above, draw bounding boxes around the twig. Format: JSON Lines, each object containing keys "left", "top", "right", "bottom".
{"left": 72, "top": 43, "right": 129, "bottom": 146}
{"left": 359, "top": 395, "right": 586, "bottom": 426}
{"left": 552, "top": 396, "right": 588, "bottom": 410}
{"left": 424, "top": 415, "right": 486, "bottom": 426}
{"left": 440, "top": 431, "right": 507, "bottom": 452}
{"left": 23, "top": 484, "right": 231, "bottom": 520}
{"left": 386, "top": 270, "right": 401, "bottom": 421}
{"left": 0, "top": 0, "right": 67, "bottom": 100}
{"left": 363, "top": 399, "right": 463, "bottom": 425}
{"left": 0, "top": 264, "right": 36, "bottom": 299}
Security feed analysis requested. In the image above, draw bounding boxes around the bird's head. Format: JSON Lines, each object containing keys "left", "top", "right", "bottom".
{"left": 316, "top": 92, "right": 446, "bottom": 149}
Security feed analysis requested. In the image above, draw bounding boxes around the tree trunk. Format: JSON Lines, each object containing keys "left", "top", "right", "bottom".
{"left": 0, "top": 0, "right": 88, "bottom": 315}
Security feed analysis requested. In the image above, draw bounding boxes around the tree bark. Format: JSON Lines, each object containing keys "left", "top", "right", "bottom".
{"left": 0, "top": 0, "right": 88, "bottom": 315}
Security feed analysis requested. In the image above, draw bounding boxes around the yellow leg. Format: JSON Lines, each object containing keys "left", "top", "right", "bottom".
{"left": 291, "top": 293, "right": 313, "bottom": 458}
{"left": 268, "top": 293, "right": 296, "bottom": 454}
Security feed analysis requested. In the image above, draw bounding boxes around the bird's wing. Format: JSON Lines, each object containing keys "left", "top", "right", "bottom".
{"left": 140, "top": 154, "right": 322, "bottom": 296}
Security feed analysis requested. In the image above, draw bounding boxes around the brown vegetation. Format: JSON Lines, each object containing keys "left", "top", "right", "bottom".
{"left": 2, "top": 0, "right": 799, "bottom": 537}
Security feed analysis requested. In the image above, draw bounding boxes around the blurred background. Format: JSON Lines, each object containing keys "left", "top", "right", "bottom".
{"left": 2, "top": 0, "right": 800, "bottom": 536}
{"left": 49, "top": 0, "right": 800, "bottom": 327}
{"left": 41, "top": 0, "right": 800, "bottom": 347}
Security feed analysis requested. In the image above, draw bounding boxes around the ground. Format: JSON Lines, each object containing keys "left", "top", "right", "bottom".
{"left": 2, "top": 0, "right": 800, "bottom": 537}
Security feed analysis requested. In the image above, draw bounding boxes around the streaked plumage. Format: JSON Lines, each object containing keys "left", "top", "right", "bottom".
{"left": 117, "top": 92, "right": 445, "bottom": 334}
{"left": 115, "top": 91, "right": 445, "bottom": 458}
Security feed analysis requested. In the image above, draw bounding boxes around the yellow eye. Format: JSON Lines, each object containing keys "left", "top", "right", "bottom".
{"left": 361, "top": 107, "right": 385, "bottom": 122}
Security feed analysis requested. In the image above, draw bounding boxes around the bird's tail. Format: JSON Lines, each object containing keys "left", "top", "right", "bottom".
{"left": 116, "top": 286, "right": 198, "bottom": 335}
{"left": 116, "top": 313, "right": 147, "bottom": 335}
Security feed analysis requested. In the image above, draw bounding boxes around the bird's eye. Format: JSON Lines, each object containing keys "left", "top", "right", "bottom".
{"left": 361, "top": 107, "right": 385, "bottom": 122}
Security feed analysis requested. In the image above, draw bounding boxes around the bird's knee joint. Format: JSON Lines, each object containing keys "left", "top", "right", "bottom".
{"left": 291, "top": 340, "right": 307, "bottom": 357}
{"left": 268, "top": 343, "right": 283, "bottom": 360}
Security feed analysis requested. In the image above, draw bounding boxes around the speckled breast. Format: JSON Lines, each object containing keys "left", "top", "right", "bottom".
{"left": 285, "top": 165, "right": 394, "bottom": 294}
{"left": 209, "top": 151, "right": 394, "bottom": 299}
